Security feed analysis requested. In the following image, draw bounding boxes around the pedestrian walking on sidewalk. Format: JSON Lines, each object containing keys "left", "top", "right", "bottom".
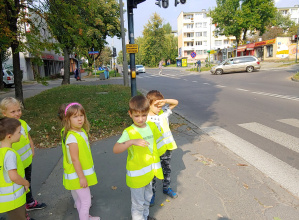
{"left": 0, "top": 97, "right": 47, "bottom": 212}
{"left": 146, "top": 90, "right": 179, "bottom": 206}
{"left": 0, "top": 118, "right": 35, "bottom": 220}
{"left": 158, "top": 60, "right": 163, "bottom": 75}
{"left": 113, "top": 95, "right": 168, "bottom": 220}
{"left": 59, "top": 103, "right": 99, "bottom": 220}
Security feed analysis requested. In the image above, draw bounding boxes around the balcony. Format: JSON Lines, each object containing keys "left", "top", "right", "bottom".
{"left": 184, "top": 37, "right": 194, "bottom": 41}
{"left": 183, "top": 46, "right": 195, "bottom": 51}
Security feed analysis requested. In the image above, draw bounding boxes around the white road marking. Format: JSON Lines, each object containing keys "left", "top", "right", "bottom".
{"left": 278, "top": 119, "right": 299, "bottom": 129}
{"left": 201, "top": 126, "right": 299, "bottom": 198}
{"left": 236, "top": 88, "right": 249, "bottom": 92}
{"left": 203, "top": 83, "right": 210, "bottom": 85}
{"left": 192, "top": 81, "right": 197, "bottom": 83}
{"left": 239, "top": 122, "right": 299, "bottom": 154}
{"left": 215, "top": 85, "right": 226, "bottom": 88}
{"left": 183, "top": 79, "right": 188, "bottom": 81}
{"left": 251, "top": 91, "right": 299, "bottom": 101}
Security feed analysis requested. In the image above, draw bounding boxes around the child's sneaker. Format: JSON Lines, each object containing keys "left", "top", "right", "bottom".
{"left": 89, "top": 215, "right": 100, "bottom": 220}
{"left": 150, "top": 193, "right": 155, "bottom": 207}
{"left": 163, "top": 188, "right": 178, "bottom": 199}
{"left": 26, "top": 200, "right": 47, "bottom": 211}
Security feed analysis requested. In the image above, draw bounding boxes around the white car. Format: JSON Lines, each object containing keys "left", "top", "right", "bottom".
{"left": 136, "top": 65, "right": 145, "bottom": 74}
{"left": 2, "top": 69, "right": 14, "bottom": 87}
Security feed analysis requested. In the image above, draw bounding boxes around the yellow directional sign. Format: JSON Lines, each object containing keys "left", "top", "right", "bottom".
{"left": 126, "top": 44, "right": 138, "bottom": 53}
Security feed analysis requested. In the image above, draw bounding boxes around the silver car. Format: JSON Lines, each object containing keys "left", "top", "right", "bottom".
{"left": 2, "top": 69, "right": 14, "bottom": 87}
{"left": 136, "top": 65, "right": 145, "bottom": 74}
{"left": 211, "top": 56, "right": 261, "bottom": 75}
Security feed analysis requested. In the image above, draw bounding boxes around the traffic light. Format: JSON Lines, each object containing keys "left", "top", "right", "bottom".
{"left": 180, "top": 0, "right": 186, "bottom": 4}
{"left": 175, "top": 0, "right": 186, "bottom": 7}
{"left": 155, "top": 0, "right": 161, "bottom": 7}
{"left": 113, "top": 47, "right": 116, "bottom": 57}
{"left": 295, "top": 35, "right": 298, "bottom": 40}
{"left": 128, "top": 0, "right": 146, "bottom": 8}
{"left": 162, "top": 0, "right": 169, "bottom": 8}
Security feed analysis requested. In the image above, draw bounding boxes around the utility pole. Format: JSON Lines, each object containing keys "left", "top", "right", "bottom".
{"left": 296, "top": 28, "right": 299, "bottom": 63}
{"left": 120, "top": 0, "right": 129, "bottom": 86}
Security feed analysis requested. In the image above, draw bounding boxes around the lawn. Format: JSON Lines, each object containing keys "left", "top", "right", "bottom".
{"left": 22, "top": 84, "right": 132, "bottom": 148}
{"left": 292, "top": 72, "right": 299, "bottom": 81}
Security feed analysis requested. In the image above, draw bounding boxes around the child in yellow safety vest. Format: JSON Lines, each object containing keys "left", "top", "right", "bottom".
{"left": 113, "top": 95, "right": 168, "bottom": 220}
{"left": 0, "top": 117, "right": 34, "bottom": 220}
{"left": 59, "top": 102, "right": 99, "bottom": 220}
{"left": 0, "top": 97, "right": 46, "bottom": 211}
{"left": 146, "top": 90, "right": 179, "bottom": 206}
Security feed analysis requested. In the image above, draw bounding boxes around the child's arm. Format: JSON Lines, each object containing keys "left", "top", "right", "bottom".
{"left": 8, "top": 169, "right": 30, "bottom": 191}
{"left": 28, "top": 134, "right": 35, "bottom": 158}
{"left": 68, "top": 143, "right": 88, "bottom": 188}
{"left": 113, "top": 139, "right": 150, "bottom": 154}
{"left": 157, "top": 99, "right": 179, "bottom": 110}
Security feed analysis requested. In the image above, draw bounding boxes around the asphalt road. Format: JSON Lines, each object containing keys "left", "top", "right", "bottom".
{"left": 137, "top": 66, "right": 299, "bottom": 197}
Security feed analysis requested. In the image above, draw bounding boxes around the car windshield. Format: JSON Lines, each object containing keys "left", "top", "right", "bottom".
{"left": 220, "top": 60, "right": 228, "bottom": 65}
{"left": 136, "top": 65, "right": 143, "bottom": 68}
{"left": 5, "top": 70, "right": 13, "bottom": 76}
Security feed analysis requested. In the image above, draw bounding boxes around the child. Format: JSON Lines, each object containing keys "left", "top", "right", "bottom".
{"left": 0, "top": 97, "right": 47, "bottom": 211}
{"left": 113, "top": 95, "right": 167, "bottom": 220}
{"left": 146, "top": 90, "right": 179, "bottom": 206}
{"left": 59, "top": 102, "right": 99, "bottom": 220}
{"left": 0, "top": 117, "right": 34, "bottom": 220}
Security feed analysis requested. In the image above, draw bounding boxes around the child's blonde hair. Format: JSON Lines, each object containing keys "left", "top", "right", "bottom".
{"left": 59, "top": 103, "right": 90, "bottom": 139}
{"left": 0, "top": 97, "right": 23, "bottom": 116}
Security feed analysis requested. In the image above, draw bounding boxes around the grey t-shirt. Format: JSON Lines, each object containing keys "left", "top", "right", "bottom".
{"left": 3, "top": 150, "right": 17, "bottom": 183}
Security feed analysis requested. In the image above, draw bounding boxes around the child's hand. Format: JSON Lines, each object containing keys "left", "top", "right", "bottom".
{"left": 79, "top": 177, "right": 88, "bottom": 188}
{"left": 24, "top": 180, "right": 30, "bottom": 192}
{"left": 154, "top": 99, "right": 166, "bottom": 108}
{"left": 133, "top": 139, "right": 150, "bottom": 147}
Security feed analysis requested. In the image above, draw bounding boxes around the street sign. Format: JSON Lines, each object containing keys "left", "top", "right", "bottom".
{"left": 88, "top": 51, "right": 99, "bottom": 55}
{"left": 191, "top": 51, "right": 196, "bottom": 58}
{"left": 126, "top": 44, "right": 138, "bottom": 53}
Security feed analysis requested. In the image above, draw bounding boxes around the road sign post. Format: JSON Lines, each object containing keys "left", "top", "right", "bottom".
{"left": 88, "top": 50, "right": 99, "bottom": 76}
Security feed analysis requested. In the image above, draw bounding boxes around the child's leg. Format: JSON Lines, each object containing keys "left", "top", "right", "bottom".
{"left": 161, "top": 150, "right": 172, "bottom": 190}
{"left": 71, "top": 190, "right": 80, "bottom": 210}
{"left": 73, "top": 187, "right": 92, "bottom": 220}
{"left": 131, "top": 182, "right": 153, "bottom": 220}
{"left": 6, "top": 204, "right": 26, "bottom": 220}
{"left": 151, "top": 177, "right": 157, "bottom": 194}
{"left": 24, "top": 164, "right": 34, "bottom": 204}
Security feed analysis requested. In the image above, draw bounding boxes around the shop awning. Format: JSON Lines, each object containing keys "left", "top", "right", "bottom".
{"left": 237, "top": 45, "right": 246, "bottom": 52}
{"left": 246, "top": 43, "right": 255, "bottom": 50}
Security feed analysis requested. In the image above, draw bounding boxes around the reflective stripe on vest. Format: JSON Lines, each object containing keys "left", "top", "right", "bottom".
{"left": 162, "top": 131, "right": 172, "bottom": 139}
{"left": 64, "top": 166, "right": 95, "bottom": 180}
{"left": 0, "top": 186, "right": 25, "bottom": 203}
{"left": 17, "top": 143, "right": 30, "bottom": 155}
{"left": 127, "top": 162, "right": 161, "bottom": 177}
{"left": 20, "top": 148, "right": 32, "bottom": 162}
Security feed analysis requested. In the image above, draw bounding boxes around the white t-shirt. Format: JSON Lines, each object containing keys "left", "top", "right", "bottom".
{"left": 65, "top": 131, "right": 90, "bottom": 164}
{"left": 3, "top": 150, "right": 18, "bottom": 183}
{"left": 21, "top": 124, "right": 31, "bottom": 137}
{"left": 147, "top": 106, "right": 172, "bottom": 132}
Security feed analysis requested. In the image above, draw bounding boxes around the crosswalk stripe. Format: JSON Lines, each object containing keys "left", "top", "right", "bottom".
{"left": 238, "top": 122, "right": 299, "bottom": 154}
{"left": 201, "top": 126, "right": 299, "bottom": 197}
{"left": 278, "top": 118, "right": 299, "bottom": 128}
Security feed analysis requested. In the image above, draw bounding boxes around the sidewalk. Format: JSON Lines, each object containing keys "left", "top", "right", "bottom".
{"left": 1, "top": 73, "right": 299, "bottom": 220}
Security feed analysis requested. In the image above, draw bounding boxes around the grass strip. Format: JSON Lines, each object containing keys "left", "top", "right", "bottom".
{"left": 292, "top": 72, "right": 299, "bottom": 81}
{"left": 23, "top": 84, "right": 132, "bottom": 148}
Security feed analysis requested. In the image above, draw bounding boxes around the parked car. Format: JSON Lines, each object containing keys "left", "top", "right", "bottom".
{"left": 2, "top": 69, "right": 14, "bottom": 87}
{"left": 136, "top": 65, "right": 145, "bottom": 74}
{"left": 210, "top": 56, "right": 261, "bottom": 75}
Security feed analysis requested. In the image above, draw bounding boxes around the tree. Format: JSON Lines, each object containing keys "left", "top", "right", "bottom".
{"left": 117, "top": 50, "right": 130, "bottom": 64}
{"left": 141, "top": 13, "right": 166, "bottom": 67}
{"left": 97, "top": 46, "right": 112, "bottom": 66}
{"left": 162, "top": 23, "right": 178, "bottom": 64}
{"left": 271, "top": 10, "right": 295, "bottom": 32}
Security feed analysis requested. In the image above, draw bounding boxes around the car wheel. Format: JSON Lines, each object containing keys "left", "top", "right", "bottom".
{"left": 215, "top": 69, "right": 223, "bottom": 75}
{"left": 246, "top": 66, "right": 254, "bottom": 72}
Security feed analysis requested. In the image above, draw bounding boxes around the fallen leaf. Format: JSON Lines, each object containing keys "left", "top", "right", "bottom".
{"left": 243, "top": 183, "right": 249, "bottom": 189}
{"left": 160, "top": 203, "right": 164, "bottom": 207}
{"left": 166, "top": 199, "right": 170, "bottom": 202}
{"left": 273, "top": 217, "right": 282, "bottom": 220}
{"left": 237, "top": 163, "right": 248, "bottom": 166}
{"left": 217, "top": 214, "right": 223, "bottom": 218}
{"left": 111, "top": 186, "right": 117, "bottom": 190}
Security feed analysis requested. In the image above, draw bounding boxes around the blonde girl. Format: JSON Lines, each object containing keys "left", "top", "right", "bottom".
{"left": 0, "top": 97, "right": 47, "bottom": 211}
{"left": 60, "top": 102, "right": 99, "bottom": 220}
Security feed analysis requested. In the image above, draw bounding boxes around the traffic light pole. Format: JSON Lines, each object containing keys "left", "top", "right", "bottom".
{"left": 127, "top": 5, "right": 137, "bottom": 97}
{"left": 296, "top": 28, "right": 299, "bottom": 63}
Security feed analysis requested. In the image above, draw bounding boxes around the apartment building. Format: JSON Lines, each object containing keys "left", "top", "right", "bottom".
{"left": 277, "top": 5, "right": 299, "bottom": 24}
{"left": 177, "top": 10, "right": 236, "bottom": 64}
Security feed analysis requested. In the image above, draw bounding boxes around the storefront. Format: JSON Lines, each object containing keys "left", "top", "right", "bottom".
{"left": 254, "top": 39, "right": 275, "bottom": 60}
{"left": 237, "top": 45, "right": 247, "bottom": 56}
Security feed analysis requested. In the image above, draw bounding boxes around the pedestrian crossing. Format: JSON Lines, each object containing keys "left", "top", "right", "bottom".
{"left": 201, "top": 118, "right": 299, "bottom": 198}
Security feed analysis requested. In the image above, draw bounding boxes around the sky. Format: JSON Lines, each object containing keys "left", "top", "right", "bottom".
{"left": 107, "top": 0, "right": 299, "bottom": 55}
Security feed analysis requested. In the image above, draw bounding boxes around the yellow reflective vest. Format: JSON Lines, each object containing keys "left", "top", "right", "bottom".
{"left": 125, "top": 122, "right": 164, "bottom": 188}
{"left": 0, "top": 147, "right": 26, "bottom": 213}
{"left": 61, "top": 129, "right": 98, "bottom": 190}
{"left": 12, "top": 119, "right": 32, "bottom": 168}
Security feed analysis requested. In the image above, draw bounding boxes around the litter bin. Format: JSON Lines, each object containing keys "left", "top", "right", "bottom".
{"left": 104, "top": 69, "right": 109, "bottom": 79}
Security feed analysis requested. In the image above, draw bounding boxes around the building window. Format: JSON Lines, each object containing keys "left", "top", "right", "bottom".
{"left": 215, "top": 40, "right": 222, "bottom": 46}
{"left": 186, "top": 51, "right": 192, "bottom": 55}
{"left": 196, "top": 41, "right": 202, "bottom": 46}
{"left": 204, "top": 50, "right": 207, "bottom": 54}
{"left": 186, "top": 24, "right": 194, "bottom": 29}
{"left": 203, "top": 31, "right": 207, "bottom": 37}
{"left": 266, "top": 45, "right": 273, "bottom": 57}
{"left": 196, "top": 50, "right": 203, "bottom": 55}
{"left": 203, "top": 41, "right": 207, "bottom": 46}
{"left": 203, "top": 13, "right": 207, "bottom": 18}
{"left": 195, "top": 22, "right": 202, "bottom": 28}
{"left": 195, "top": 32, "right": 202, "bottom": 37}
{"left": 203, "top": 22, "right": 207, "bottom": 28}
{"left": 224, "top": 40, "right": 229, "bottom": 45}
{"left": 186, "top": 33, "right": 194, "bottom": 37}
{"left": 186, "top": 42, "right": 194, "bottom": 46}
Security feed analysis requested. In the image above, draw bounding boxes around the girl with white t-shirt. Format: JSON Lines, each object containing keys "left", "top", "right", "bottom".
{"left": 59, "top": 103, "right": 99, "bottom": 220}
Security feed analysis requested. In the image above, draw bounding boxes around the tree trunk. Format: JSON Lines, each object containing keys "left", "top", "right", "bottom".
{"left": 0, "top": 52, "right": 4, "bottom": 90}
{"left": 11, "top": 42, "right": 24, "bottom": 104}
{"left": 62, "top": 47, "right": 70, "bottom": 85}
